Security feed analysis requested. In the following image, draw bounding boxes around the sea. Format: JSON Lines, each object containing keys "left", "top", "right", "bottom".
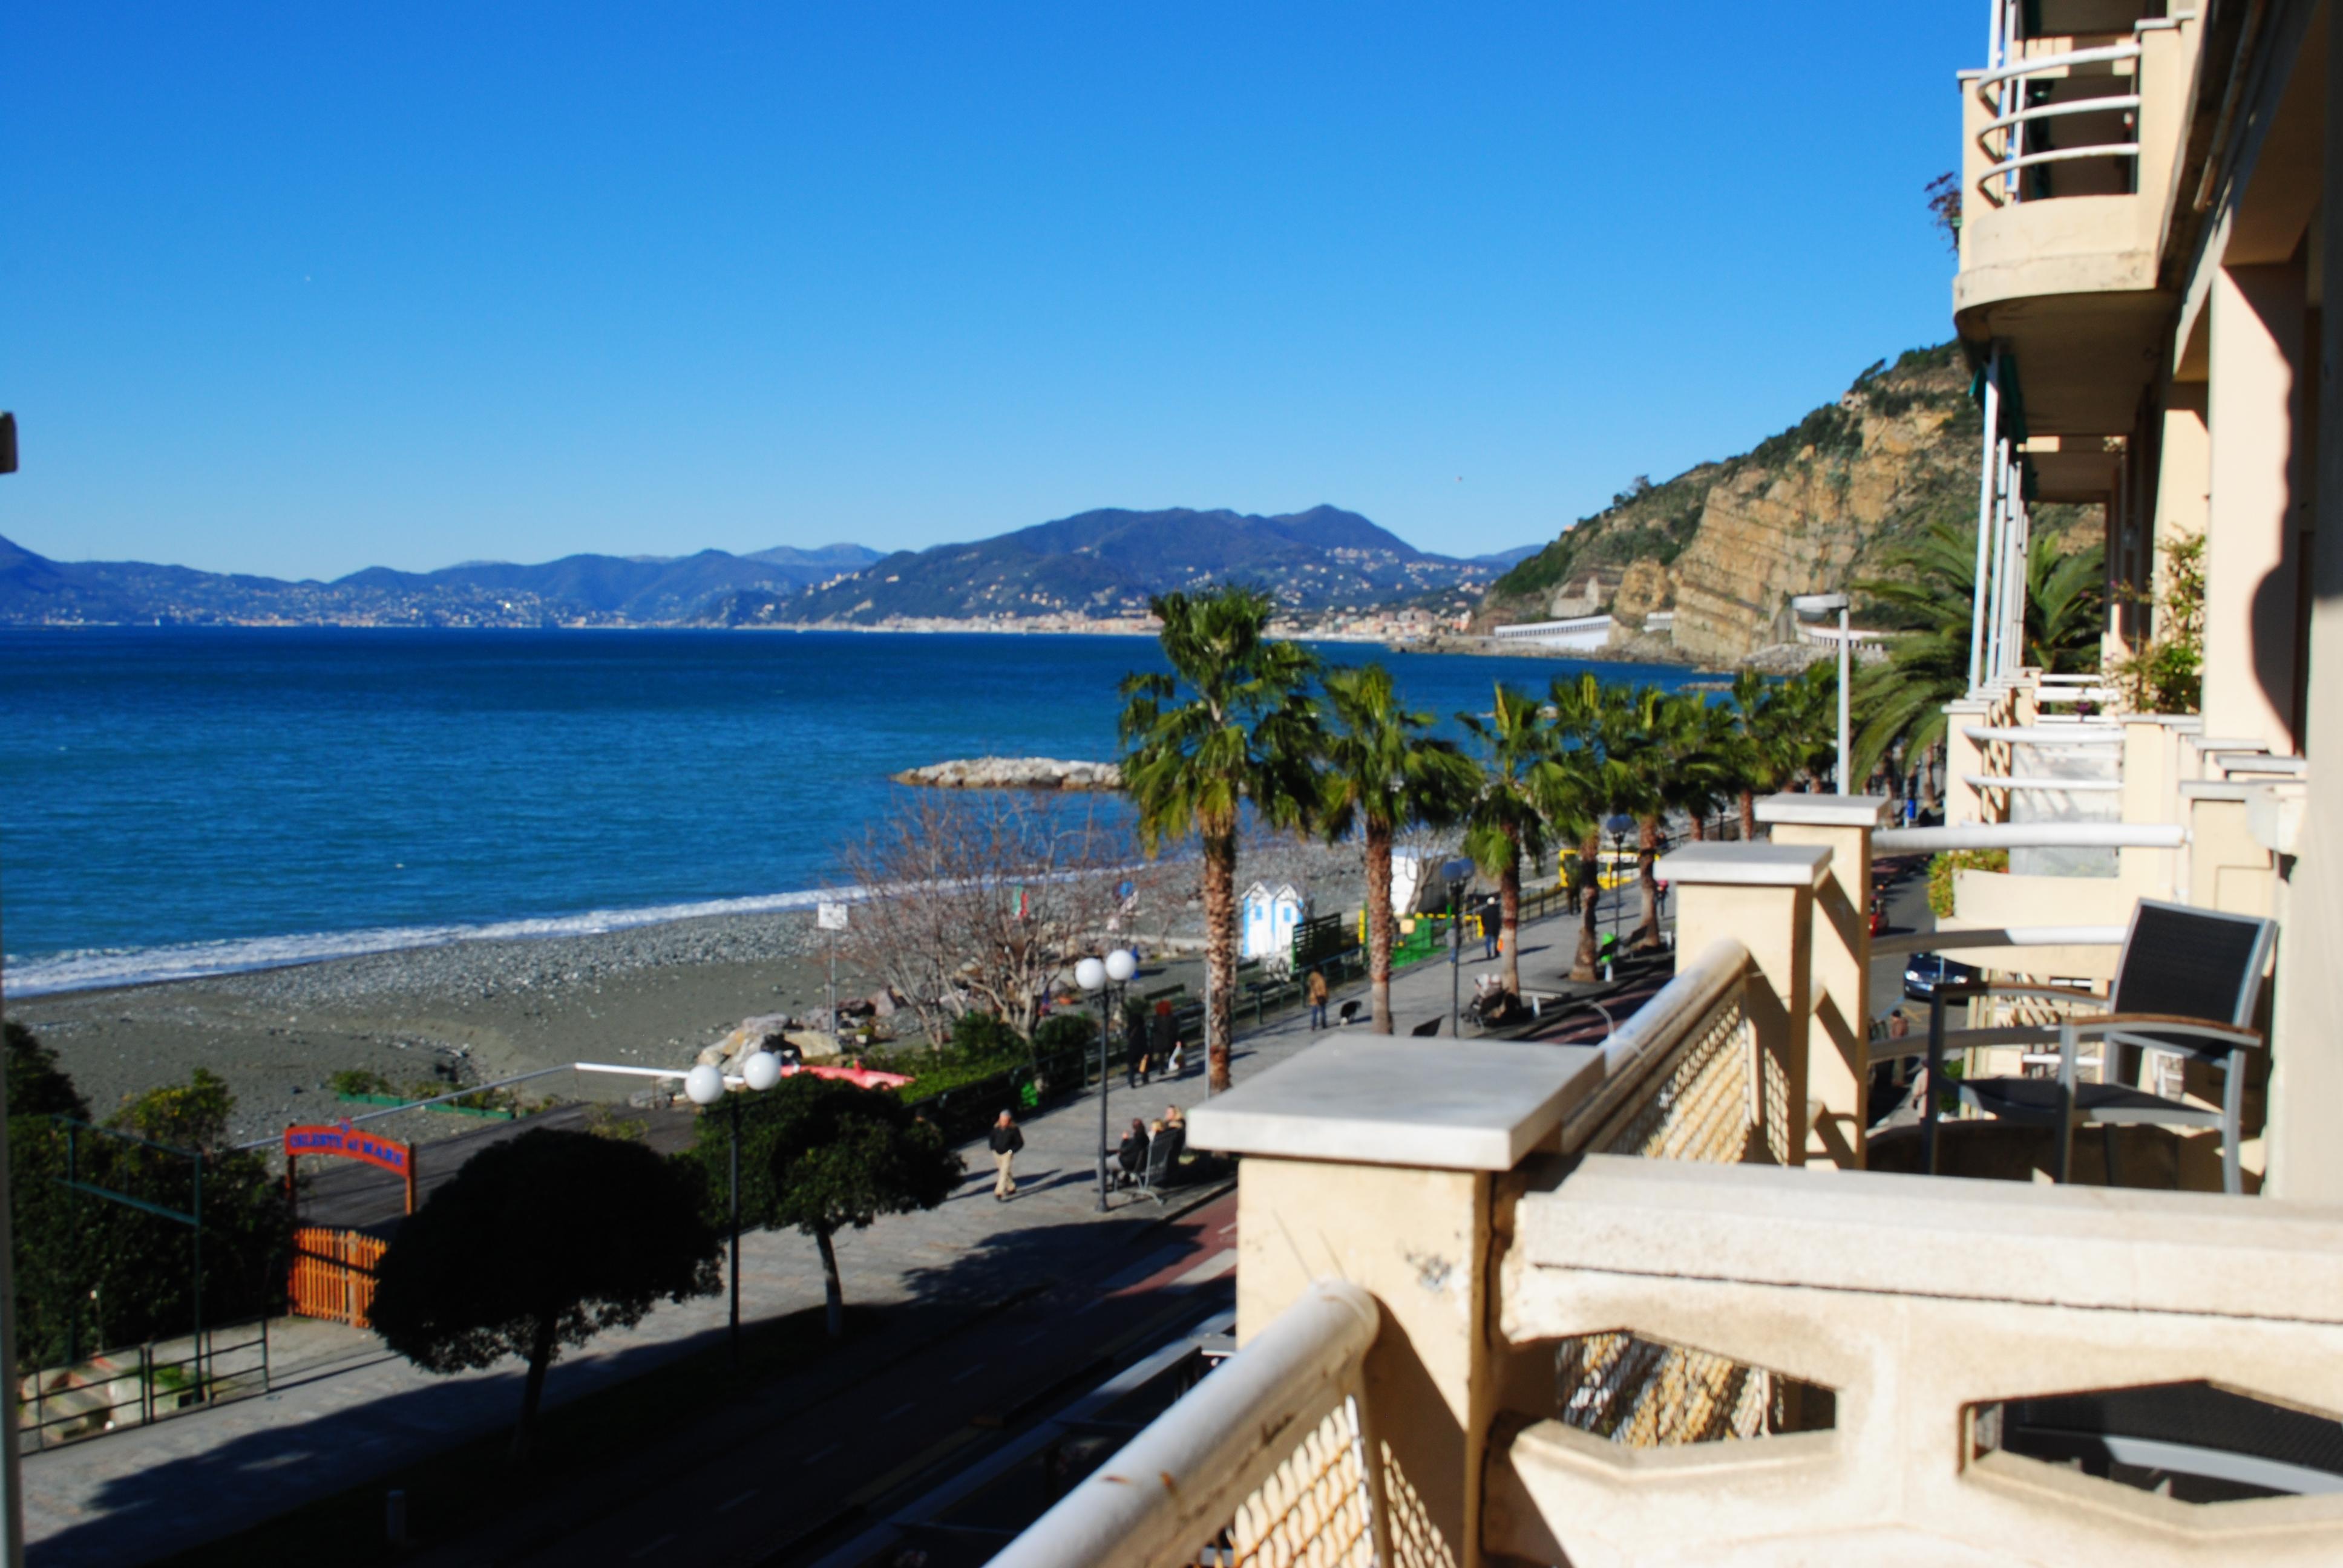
{"left": 0, "top": 628, "right": 1702, "bottom": 997}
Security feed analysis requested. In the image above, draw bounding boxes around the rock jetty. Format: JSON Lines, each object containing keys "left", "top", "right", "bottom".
{"left": 891, "top": 756, "right": 1124, "bottom": 792}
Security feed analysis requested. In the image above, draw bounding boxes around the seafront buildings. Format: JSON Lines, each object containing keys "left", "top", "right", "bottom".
{"left": 992, "top": 5, "right": 2343, "bottom": 1563}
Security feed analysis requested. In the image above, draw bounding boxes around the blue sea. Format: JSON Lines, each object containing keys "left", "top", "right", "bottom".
{"left": 0, "top": 629, "right": 1700, "bottom": 996}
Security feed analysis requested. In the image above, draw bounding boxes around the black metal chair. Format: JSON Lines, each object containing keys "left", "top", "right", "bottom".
{"left": 1130, "top": 1126, "right": 1185, "bottom": 1206}
{"left": 1923, "top": 899, "right": 2276, "bottom": 1193}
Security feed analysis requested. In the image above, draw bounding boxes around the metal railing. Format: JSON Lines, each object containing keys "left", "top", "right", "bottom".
{"left": 1558, "top": 938, "right": 1780, "bottom": 1164}
{"left": 19, "top": 1324, "right": 270, "bottom": 1452}
{"left": 1972, "top": 41, "right": 2143, "bottom": 204}
{"left": 991, "top": 1279, "right": 1385, "bottom": 1568}
{"left": 1874, "top": 822, "right": 2183, "bottom": 854}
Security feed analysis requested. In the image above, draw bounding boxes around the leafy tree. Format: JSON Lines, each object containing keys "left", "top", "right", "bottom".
{"left": 1460, "top": 683, "right": 1587, "bottom": 995}
{"left": 1119, "top": 587, "right": 1321, "bottom": 1090}
{"left": 1850, "top": 522, "right": 2105, "bottom": 785}
{"left": 1550, "top": 675, "right": 1666, "bottom": 966}
{"left": 1316, "top": 664, "right": 1476, "bottom": 1033}
{"left": 1653, "top": 692, "right": 1740, "bottom": 841}
{"left": 731, "top": 1074, "right": 964, "bottom": 1337}
{"left": 7, "top": 1021, "right": 88, "bottom": 1121}
{"left": 370, "top": 1129, "right": 720, "bottom": 1462}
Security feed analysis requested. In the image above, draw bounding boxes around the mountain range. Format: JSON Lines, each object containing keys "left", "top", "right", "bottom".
{"left": 704, "top": 505, "right": 1520, "bottom": 626}
{"left": 0, "top": 510, "right": 1527, "bottom": 629}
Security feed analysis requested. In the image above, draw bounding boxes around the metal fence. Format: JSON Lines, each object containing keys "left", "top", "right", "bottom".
{"left": 19, "top": 1324, "right": 270, "bottom": 1452}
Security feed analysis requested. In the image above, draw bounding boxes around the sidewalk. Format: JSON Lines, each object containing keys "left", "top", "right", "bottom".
{"left": 20, "top": 900, "right": 1589, "bottom": 1567}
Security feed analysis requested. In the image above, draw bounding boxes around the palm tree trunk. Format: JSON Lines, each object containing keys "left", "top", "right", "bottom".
{"left": 1499, "top": 840, "right": 1522, "bottom": 997}
{"left": 1739, "top": 788, "right": 1756, "bottom": 842}
{"left": 1634, "top": 815, "right": 1662, "bottom": 949}
{"left": 1571, "top": 828, "right": 1601, "bottom": 981}
{"left": 1689, "top": 814, "right": 1708, "bottom": 841}
{"left": 1202, "top": 823, "right": 1238, "bottom": 1091}
{"left": 1365, "top": 822, "right": 1395, "bottom": 1033}
{"left": 816, "top": 1226, "right": 845, "bottom": 1338}
{"left": 512, "top": 1313, "right": 556, "bottom": 1464}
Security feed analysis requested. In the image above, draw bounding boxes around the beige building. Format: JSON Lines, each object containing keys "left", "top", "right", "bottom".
{"left": 993, "top": 5, "right": 2343, "bottom": 1564}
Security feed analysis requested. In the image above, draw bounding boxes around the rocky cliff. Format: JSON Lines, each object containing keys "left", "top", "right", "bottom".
{"left": 1478, "top": 344, "right": 2088, "bottom": 663}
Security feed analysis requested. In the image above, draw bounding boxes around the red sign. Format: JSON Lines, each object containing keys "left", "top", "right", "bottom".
{"left": 285, "top": 1124, "right": 411, "bottom": 1176}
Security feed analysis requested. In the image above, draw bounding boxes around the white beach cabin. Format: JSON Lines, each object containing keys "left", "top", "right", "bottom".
{"left": 1239, "top": 882, "right": 1304, "bottom": 969}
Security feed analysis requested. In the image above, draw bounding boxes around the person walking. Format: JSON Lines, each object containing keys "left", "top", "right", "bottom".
{"left": 989, "top": 1109, "right": 1024, "bottom": 1202}
{"left": 1481, "top": 900, "right": 1499, "bottom": 961}
{"left": 1307, "top": 967, "right": 1330, "bottom": 1030}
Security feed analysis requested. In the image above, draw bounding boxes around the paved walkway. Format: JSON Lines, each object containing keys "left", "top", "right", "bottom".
{"left": 20, "top": 901, "right": 1593, "bottom": 1567}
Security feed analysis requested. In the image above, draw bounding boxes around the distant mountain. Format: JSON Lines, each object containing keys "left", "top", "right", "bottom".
{"left": 719, "top": 505, "right": 1516, "bottom": 626}
{"left": 0, "top": 538, "right": 884, "bottom": 627}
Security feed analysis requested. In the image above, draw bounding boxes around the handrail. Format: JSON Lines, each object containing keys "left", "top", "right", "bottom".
{"left": 1875, "top": 823, "right": 2183, "bottom": 854}
{"left": 992, "top": 1279, "right": 1382, "bottom": 1568}
{"left": 1961, "top": 773, "right": 2123, "bottom": 791}
{"left": 1558, "top": 938, "right": 1748, "bottom": 1154}
{"left": 1973, "top": 41, "right": 2141, "bottom": 101}
{"left": 1961, "top": 724, "right": 2123, "bottom": 743}
{"left": 1873, "top": 925, "right": 2125, "bottom": 956}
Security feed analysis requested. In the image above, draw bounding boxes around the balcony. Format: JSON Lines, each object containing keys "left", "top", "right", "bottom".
{"left": 1953, "top": 7, "right": 2197, "bottom": 436}
{"left": 991, "top": 708, "right": 2335, "bottom": 1563}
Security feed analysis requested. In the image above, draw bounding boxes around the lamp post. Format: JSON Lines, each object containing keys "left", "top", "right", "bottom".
{"left": 686, "top": 1047, "right": 782, "bottom": 1364}
{"left": 1078, "top": 950, "right": 1138, "bottom": 1211}
{"left": 1792, "top": 592, "right": 1853, "bottom": 794}
{"left": 1446, "top": 874, "right": 1469, "bottom": 1037}
{"left": 1603, "top": 813, "right": 1635, "bottom": 980}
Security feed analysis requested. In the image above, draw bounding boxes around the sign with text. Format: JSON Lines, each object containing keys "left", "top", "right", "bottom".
{"left": 816, "top": 901, "right": 848, "bottom": 932}
{"left": 284, "top": 1123, "right": 411, "bottom": 1177}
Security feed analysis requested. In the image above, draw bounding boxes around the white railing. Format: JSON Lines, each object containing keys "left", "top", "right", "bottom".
{"left": 1960, "top": 773, "right": 2123, "bottom": 792}
{"left": 1875, "top": 822, "right": 2183, "bottom": 854}
{"left": 1972, "top": 42, "right": 2143, "bottom": 204}
{"left": 1961, "top": 723, "right": 2123, "bottom": 744}
{"left": 1872, "top": 925, "right": 2125, "bottom": 957}
{"left": 992, "top": 1279, "right": 1385, "bottom": 1568}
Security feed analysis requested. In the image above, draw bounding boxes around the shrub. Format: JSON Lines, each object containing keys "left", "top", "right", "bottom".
{"left": 1927, "top": 849, "right": 2008, "bottom": 918}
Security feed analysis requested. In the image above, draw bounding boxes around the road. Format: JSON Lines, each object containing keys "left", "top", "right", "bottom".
{"left": 409, "top": 1188, "right": 1239, "bottom": 1568}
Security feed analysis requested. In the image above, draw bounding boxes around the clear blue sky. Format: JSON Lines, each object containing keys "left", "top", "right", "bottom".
{"left": 4, "top": 4, "right": 1976, "bottom": 580}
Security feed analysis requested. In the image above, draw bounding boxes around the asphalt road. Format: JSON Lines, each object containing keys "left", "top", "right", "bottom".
{"left": 407, "top": 1187, "right": 1239, "bottom": 1568}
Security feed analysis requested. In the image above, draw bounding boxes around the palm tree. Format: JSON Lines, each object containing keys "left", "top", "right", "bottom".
{"left": 1656, "top": 692, "right": 1740, "bottom": 841}
{"left": 1850, "top": 522, "right": 2105, "bottom": 788}
{"left": 1317, "top": 664, "right": 1477, "bottom": 1033}
{"left": 1548, "top": 674, "right": 1649, "bottom": 978}
{"left": 1119, "top": 587, "right": 1321, "bottom": 1091}
{"left": 1458, "top": 684, "right": 1580, "bottom": 999}
{"left": 1726, "top": 665, "right": 1838, "bottom": 832}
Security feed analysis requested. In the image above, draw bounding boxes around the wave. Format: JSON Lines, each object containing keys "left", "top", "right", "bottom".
{"left": 1, "top": 888, "right": 841, "bottom": 999}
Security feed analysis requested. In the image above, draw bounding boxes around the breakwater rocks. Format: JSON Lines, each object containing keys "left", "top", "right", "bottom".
{"left": 891, "top": 756, "right": 1124, "bottom": 792}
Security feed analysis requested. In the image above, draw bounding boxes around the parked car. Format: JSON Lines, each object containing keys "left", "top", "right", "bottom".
{"left": 1902, "top": 952, "right": 1979, "bottom": 1002}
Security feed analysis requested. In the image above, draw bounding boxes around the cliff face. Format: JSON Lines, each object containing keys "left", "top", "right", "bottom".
{"left": 1480, "top": 344, "right": 2046, "bottom": 662}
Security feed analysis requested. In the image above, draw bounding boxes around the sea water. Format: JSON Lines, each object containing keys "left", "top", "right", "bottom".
{"left": 0, "top": 627, "right": 1699, "bottom": 994}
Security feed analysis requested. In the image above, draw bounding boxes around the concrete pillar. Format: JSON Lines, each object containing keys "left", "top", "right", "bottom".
{"left": 1656, "top": 843, "right": 1827, "bottom": 1167}
{"left": 2204, "top": 264, "right": 2307, "bottom": 753}
{"left": 1189, "top": 1037, "right": 1603, "bottom": 1568}
{"left": 1942, "top": 699, "right": 1994, "bottom": 826}
{"left": 2267, "top": 14, "right": 2343, "bottom": 1203}
{"left": 1757, "top": 795, "right": 1890, "bottom": 1171}
{"left": 2117, "top": 717, "right": 2191, "bottom": 901}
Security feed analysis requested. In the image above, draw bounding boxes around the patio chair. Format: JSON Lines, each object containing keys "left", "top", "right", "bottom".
{"left": 1130, "top": 1125, "right": 1185, "bottom": 1206}
{"left": 1922, "top": 899, "right": 2275, "bottom": 1193}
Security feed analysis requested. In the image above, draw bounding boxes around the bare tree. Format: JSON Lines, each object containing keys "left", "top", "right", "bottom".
{"left": 830, "top": 790, "right": 1173, "bottom": 1045}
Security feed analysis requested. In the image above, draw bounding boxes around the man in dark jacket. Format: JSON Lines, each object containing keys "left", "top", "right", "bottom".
{"left": 989, "top": 1109, "right": 1024, "bottom": 1202}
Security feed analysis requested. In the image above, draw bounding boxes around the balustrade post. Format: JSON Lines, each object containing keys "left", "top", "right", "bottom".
{"left": 1942, "top": 698, "right": 1994, "bottom": 826}
{"left": 1653, "top": 843, "right": 1827, "bottom": 1166}
{"left": 1187, "top": 1038, "right": 1604, "bottom": 1568}
{"left": 1756, "top": 795, "right": 1889, "bottom": 1171}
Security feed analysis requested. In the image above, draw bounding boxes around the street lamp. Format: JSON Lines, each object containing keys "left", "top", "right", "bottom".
{"left": 686, "top": 1050, "right": 781, "bottom": 1364}
{"left": 1446, "top": 873, "right": 1470, "bottom": 1037}
{"left": 1078, "top": 950, "right": 1138, "bottom": 1211}
{"left": 1792, "top": 592, "right": 1853, "bottom": 794}
{"left": 1603, "top": 813, "right": 1636, "bottom": 980}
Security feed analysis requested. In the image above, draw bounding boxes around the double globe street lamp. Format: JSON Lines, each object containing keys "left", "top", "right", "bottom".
{"left": 686, "top": 1047, "right": 784, "bottom": 1364}
{"left": 1791, "top": 591, "right": 1853, "bottom": 794}
{"left": 1075, "top": 949, "right": 1139, "bottom": 1212}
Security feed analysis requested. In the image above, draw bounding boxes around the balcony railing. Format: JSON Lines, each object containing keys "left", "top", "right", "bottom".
{"left": 1972, "top": 42, "right": 2143, "bottom": 205}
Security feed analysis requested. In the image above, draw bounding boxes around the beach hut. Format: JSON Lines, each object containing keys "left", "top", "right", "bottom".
{"left": 1239, "top": 882, "right": 1305, "bottom": 967}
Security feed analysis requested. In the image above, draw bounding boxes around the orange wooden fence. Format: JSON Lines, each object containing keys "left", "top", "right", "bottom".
{"left": 289, "top": 1227, "right": 387, "bottom": 1328}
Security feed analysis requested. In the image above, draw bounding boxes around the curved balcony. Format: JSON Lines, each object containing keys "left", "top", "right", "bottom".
{"left": 1955, "top": 19, "right": 2195, "bottom": 436}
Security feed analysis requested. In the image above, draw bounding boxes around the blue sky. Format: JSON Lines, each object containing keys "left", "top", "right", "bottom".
{"left": 4, "top": 4, "right": 1976, "bottom": 580}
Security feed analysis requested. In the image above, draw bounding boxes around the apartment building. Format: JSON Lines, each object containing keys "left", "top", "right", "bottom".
{"left": 990, "top": 5, "right": 2341, "bottom": 1564}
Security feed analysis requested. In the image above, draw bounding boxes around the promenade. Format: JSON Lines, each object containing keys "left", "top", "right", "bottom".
{"left": 23, "top": 904, "right": 1575, "bottom": 1567}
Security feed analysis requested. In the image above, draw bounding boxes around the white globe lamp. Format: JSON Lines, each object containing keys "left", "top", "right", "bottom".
{"left": 1075, "top": 956, "right": 1107, "bottom": 993}
{"left": 683, "top": 1063, "right": 726, "bottom": 1106}
{"left": 742, "top": 1050, "right": 782, "bottom": 1093}
{"left": 1105, "top": 949, "right": 1138, "bottom": 984}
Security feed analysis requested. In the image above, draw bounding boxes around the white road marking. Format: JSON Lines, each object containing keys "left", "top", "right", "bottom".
{"left": 719, "top": 1488, "right": 760, "bottom": 1513}
{"left": 952, "top": 1361, "right": 988, "bottom": 1384}
{"left": 883, "top": 1400, "right": 917, "bottom": 1421}
{"left": 1218, "top": 1221, "right": 1238, "bottom": 1236}
{"left": 802, "top": 1442, "right": 842, "bottom": 1466}
{"left": 1173, "top": 1250, "right": 1238, "bottom": 1286}
{"left": 630, "top": 1534, "right": 678, "bottom": 1558}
